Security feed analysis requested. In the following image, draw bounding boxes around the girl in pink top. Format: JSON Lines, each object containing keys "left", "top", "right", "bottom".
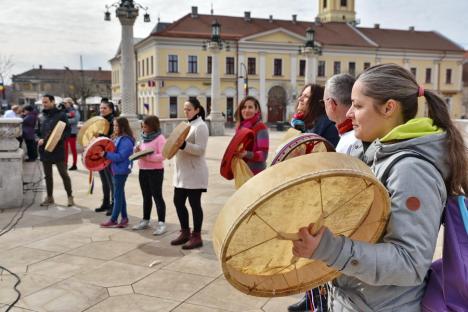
{"left": 132, "top": 115, "right": 167, "bottom": 235}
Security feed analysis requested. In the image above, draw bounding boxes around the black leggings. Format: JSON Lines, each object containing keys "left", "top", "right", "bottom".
{"left": 173, "top": 187, "right": 204, "bottom": 232}
{"left": 139, "top": 169, "right": 166, "bottom": 222}
{"left": 99, "top": 165, "right": 114, "bottom": 207}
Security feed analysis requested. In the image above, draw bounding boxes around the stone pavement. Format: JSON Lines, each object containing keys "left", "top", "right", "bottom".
{"left": 0, "top": 128, "right": 303, "bottom": 312}
{"left": 0, "top": 128, "right": 444, "bottom": 312}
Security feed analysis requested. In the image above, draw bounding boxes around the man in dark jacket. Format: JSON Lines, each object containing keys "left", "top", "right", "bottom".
{"left": 37, "top": 94, "right": 74, "bottom": 207}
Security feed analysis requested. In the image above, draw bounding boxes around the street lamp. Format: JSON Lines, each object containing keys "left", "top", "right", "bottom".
{"left": 201, "top": 20, "right": 231, "bottom": 136}
{"left": 104, "top": 0, "right": 150, "bottom": 127}
{"left": 299, "top": 27, "right": 322, "bottom": 84}
{"left": 239, "top": 62, "right": 249, "bottom": 97}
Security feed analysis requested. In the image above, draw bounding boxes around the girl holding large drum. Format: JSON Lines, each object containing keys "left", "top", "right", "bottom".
{"left": 171, "top": 98, "right": 209, "bottom": 250}
{"left": 292, "top": 64, "right": 467, "bottom": 311}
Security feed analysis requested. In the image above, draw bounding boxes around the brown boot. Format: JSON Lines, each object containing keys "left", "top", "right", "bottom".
{"left": 182, "top": 231, "right": 203, "bottom": 250}
{"left": 170, "top": 229, "right": 191, "bottom": 246}
{"left": 40, "top": 196, "right": 54, "bottom": 206}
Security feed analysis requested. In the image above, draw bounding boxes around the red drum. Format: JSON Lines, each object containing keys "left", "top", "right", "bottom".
{"left": 220, "top": 128, "right": 255, "bottom": 180}
{"left": 82, "top": 137, "right": 115, "bottom": 171}
{"left": 271, "top": 133, "right": 334, "bottom": 165}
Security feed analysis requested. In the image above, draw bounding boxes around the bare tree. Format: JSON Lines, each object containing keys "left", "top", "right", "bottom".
{"left": 62, "top": 69, "right": 97, "bottom": 120}
{"left": 0, "top": 54, "right": 14, "bottom": 84}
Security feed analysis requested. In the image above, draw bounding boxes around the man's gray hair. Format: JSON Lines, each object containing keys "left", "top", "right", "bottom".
{"left": 325, "top": 73, "right": 355, "bottom": 107}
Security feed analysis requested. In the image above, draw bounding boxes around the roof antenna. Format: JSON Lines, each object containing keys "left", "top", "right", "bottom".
{"left": 158, "top": 14, "right": 160, "bottom": 23}
{"left": 211, "top": 2, "right": 214, "bottom": 15}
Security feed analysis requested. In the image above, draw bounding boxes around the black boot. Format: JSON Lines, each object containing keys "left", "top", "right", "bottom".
{"left": 288, "top": 295, "right": 308, "bottom": 312}
{"left": 95, "top": 204, "right": 108, "bottom": 212}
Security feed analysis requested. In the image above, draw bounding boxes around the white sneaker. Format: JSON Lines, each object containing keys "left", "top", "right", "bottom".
{"left": 132, "top": 219, "right": 150, "bottom": 230}
{"left": 153, "top": 221, "right": 167, "bottom": 235}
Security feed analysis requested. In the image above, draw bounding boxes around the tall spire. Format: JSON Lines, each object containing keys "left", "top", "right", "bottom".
{"left": 211, "top": 2, "right": 214, "bottom": 15}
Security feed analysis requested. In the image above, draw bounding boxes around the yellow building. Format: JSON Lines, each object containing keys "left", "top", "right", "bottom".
{"left": 110, "top": 0, "right": 465, "bottom": 122}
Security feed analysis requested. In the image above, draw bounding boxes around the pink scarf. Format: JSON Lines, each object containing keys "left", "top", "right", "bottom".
{"left": 237, "top": 112, "right": 260, "bottom": 131}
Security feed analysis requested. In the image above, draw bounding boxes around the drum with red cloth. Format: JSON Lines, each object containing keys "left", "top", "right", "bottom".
{"left": 82, "top": 137, "right": 115, "bottom": 171}
{"left": 220, "top": 128, "right": 255, "bottom": 180}
{"left": 271, "top": 133, "right": 335, "bottom": 165}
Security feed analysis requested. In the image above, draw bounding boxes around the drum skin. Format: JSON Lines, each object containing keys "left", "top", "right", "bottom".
{"left": 129, "top": 148, "right": 154, "bottom": 161}
{"left": 213, "top": 152, "right": 390, "bottom": 297}
{"left": 162, "top": 122, "right": 190, "bottom": 160}
{"left": 45, "top": 121, "right": 66, "bottom": 152}
{"left": 220, "top": 128, "right": 255, "bottom": 180}
{"left": 77, "top": 116, "right": 110, "bottom": 147}
{"left": 82, "top": 137, "right": 115, "bottom": 171}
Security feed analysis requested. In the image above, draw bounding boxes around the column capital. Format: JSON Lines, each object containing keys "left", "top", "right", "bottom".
{"left": 117, "top": 7, "right": 138, "bottom": 25}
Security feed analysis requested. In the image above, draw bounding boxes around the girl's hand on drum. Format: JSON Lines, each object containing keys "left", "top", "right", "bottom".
{"left": 99, "top": 151, "right": 106, "bottom": 158}
{"left": 134, "top": 144, "right": 141, "bottom": 152}
{"left": 292, "top": 224, "right": 326, "bottom": 258}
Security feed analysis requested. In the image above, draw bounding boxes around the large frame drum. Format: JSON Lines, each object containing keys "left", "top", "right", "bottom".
{"left": 77, "top": 116, "right": 110, "bottom": 147}
{"left": 162, "top": 122, "right": 190, "bottom": 159}
{"left": 213, "top": 153, "right": 390, "bottom": 297}
{"left": 82, "top": 137, "right": 115, "bottom": 171}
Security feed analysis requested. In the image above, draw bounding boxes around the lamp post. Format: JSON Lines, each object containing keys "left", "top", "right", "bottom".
{"left": 299, "top": 27, "right": 322, "bottom": 84}
{"left": 104, "top": 0, "right": 150, "bottom": 128}
{"left": 239, "top": 62, "right": 249, "bottom": 98}
{"left": 202, "top": 20, "right": 230, "bottom": 136}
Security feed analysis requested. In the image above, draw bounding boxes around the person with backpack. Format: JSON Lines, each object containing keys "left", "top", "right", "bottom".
{"left": 291, "top": 63, "right": 467, "bottom": 311}
{"left": 234, "top": 96, "right": 269, "bottom": 175}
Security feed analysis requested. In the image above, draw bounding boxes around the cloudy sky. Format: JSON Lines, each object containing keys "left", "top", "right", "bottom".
{"left": 1, "top": 0, "right": 467, "bottom": 82}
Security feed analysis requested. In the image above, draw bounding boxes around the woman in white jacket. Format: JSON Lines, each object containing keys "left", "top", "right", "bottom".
{"left": 171, "top": 98, "right": 209, "bottom": 250}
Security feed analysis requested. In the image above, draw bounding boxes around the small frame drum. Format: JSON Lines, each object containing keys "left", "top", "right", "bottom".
{"left": 77, "top": 116, "right": 110, "bottom": 147}
{"left": 82, "top": 137, "right": 115, "bottom": 171}
{"left": 271, "top": 133, "right": 335, "bottom": 165}
{"left": 45, "top": 121, "right": 66, "bottom": 152}
{"left": 129, "top": 148, "right": 154, "bottom": 161}
{"left": 162, "top": 122, "right": 190, "bottom": 159}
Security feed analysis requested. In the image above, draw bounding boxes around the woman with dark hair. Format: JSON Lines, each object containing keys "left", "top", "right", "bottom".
{"left": 95, "top": 98, "right": 115, "bottom": 216}
{"left": 291, "top": 84, "right": 339, "bottom": 147}
{"left": 292, "top": 64, "right": 467, "bottom": 311}
{"left": 171, "top": 98, "right": 209, "bottom": 249}
{"left": 100, "top": 117, "right": 135, "bottom": 228}
{"left": 132, "top": 115, "right": 167, "bottom": 235}
{"left": 234, "top": 96, "right": 269, "bottom": 175}
{"left": 22, "top": 105, "right": 38, "bottom": 161}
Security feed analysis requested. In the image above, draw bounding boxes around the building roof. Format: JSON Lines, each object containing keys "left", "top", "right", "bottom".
{"left": 12, "top": 68, "right": 111, "bottom": 82}
{"left": 151, "top": 13, "right": 464, "bottom": 53}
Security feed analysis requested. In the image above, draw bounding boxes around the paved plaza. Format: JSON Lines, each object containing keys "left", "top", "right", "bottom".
{"left": 0, "top": 128, "right": 445, "bottom": 312}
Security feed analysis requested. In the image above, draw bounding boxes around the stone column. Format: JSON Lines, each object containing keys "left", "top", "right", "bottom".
{"left": 289, "top": 53, "right": 298, "bottom": 118}
{"left": 304, "top": 49, "right": 317, "bottom": 84}
{"left": 238, "top": 54, "right": 246, "bottom": 103}
{"left": 433, "top": 60, "right": 440, "bottom": 92}
{"left": 259, "top": 52, "right": 267, "bottom": 121}
{"left": 206, "top": 42, "right": 225, "bottom": 136}
{"left": 117, "top": 7, "right": 140, "bottom": 132}
{"left": 0, "top": 118, "right": 24, "bottom": 209}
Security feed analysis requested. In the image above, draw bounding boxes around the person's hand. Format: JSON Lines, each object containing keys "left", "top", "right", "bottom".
{"left": 292, "top": 223, "right": 326, "bottom": 259}
{"left": 100, "top": 151, "right": 106, "bottom": 158}
{"left": 134, "top": 144, "right": 141, "bottom": 153}
{"left": 38, "top": 139, "right": 44, "bottom": 146}
{"left": 236, "top": 151, "right": 247, "bottom": 158}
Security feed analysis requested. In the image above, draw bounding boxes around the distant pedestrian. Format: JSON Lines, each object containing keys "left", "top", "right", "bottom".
{"left": 63, "top": 98, "right": 80, "bottom": 170}
{"left": 3, "top": 105, "right": 21, "bottom": 118}
{"left": 21, "top": 105, "right": 38, "bottom": 162}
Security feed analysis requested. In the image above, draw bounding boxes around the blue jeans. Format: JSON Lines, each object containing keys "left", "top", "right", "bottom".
{"left": 111, "top": 174, "right": 128, "bottom": 222}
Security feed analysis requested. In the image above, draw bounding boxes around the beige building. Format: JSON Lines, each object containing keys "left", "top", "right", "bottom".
{"left": 110, "top": 0, "right": 465, "bottom": 122}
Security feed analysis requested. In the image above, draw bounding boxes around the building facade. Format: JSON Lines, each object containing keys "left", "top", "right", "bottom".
{"left": 12, "top": 66, "right": 111, "bottom": 106}
{"left": 110, "top": 0, "right": 465, "bottom": 122}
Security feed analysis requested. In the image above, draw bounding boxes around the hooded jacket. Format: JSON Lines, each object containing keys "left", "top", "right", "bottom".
{"left": 313, "top": 118, "right": 448, "bottom": 312}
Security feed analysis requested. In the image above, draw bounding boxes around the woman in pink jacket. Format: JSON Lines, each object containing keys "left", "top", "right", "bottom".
{"left": 132, "top": 115, "right": 167, "bottom": 235}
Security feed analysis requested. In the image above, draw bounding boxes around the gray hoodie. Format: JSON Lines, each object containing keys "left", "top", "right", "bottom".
{"left": 313, "top": 132, "right": 448, "bottom": 311}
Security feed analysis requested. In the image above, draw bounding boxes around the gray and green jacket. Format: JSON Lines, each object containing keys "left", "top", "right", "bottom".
{"left": 313, "top": 118, "right": 449, "bottom": 311}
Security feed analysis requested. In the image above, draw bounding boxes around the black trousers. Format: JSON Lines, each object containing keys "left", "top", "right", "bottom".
{"left": 42, "top": 161, "right": 72, "bottom": 197}
{"left": 139, "top": 169, "right": 166, "bottom": 222}
{"left": 173, "top": 187, "right": 204, "bottom": 232}
{"left": 25, "top": 139, "right": 38, "bottom": 160}
{"left": 98, "top": 165, "right": 114, "bottom": 207}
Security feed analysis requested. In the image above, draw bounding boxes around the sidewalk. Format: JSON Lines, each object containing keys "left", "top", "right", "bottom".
{"left": 0, "top": 129, "right": 302, "bottom": 312}
{"left": 0, "top": 128, "right": 444, "bottom": 312}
